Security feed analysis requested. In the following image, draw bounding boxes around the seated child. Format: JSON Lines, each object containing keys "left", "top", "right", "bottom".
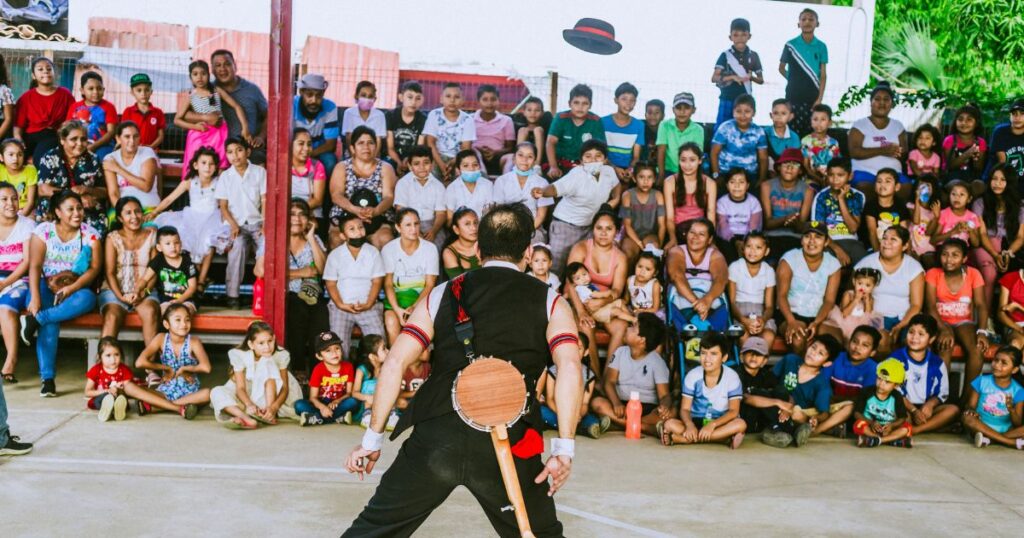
{"left": 932, "top": 180, "right": 986, "bottom": 248}
{"left": 210, "top": 321, "right": 301, "bottom": 429}
{"left": 0, "top": 138, "right": 38, "bottom": 216}
{"left": 863, "top": 168, "right": 909, "bottom": 253}
{"left": 353, "top": 334, "right": 396, "bottom": 430}
{"left": 659, "top": 332, "right": 747, "bottom": 448}
{"left": 296, "top": 331, "right": 359, "bottom": 426}
{"left": 85, "top": 337, "right": 139, "bottom": 422}
{"left": 539, "top": 333, "right": 608, "bottom": 439}
{"left": 823, "top": 267, "right": 885, "bottom": 344}
{"left": 820, "top": 325, "right": 883, "bottom": 438}
{"left": 710, "top": 94, "right": 768, "bottom": 183}
{"left": 735, "top": 337, "right": 790, "bottom": 435}
{"left": 396, "top": 348, "right": 431, "bottom": 411}
{"left": 323, "top": 213, "right": 385, "bottom": 356}
{"left": 801, "top": 104, "right": 840, "bottom": 185}
{"left": 907, "top": 124, "right": 941, "bottom": 177}
{"left": 564, "top": 262, "right": 634, "bottom": 324}
{"left": 716, "top": 167, "right": 762, "bottom": 262}
{"left": 764, "top": 99, "right": 801, "bottom": 165}
{"left": 619, "top": 163, "right": 666, "bottom": 263}
{"left": 216, "top": 137, "right": 266, "bottom": 309}
{"left": 727, "top": 231, "right": 776, "bottom": 350}
{"left": 528, "top": 243, "right": 561, "bottom": 290}
{"left": 853, "top": 358, "right": 913, "bottom": 448}
{"left": 135, "top": 226, "right": 198, "bottom": 313}
{"left": 962, "top": 345, "right": 1024, "bottom": 449}
{"left": 811, "top": 157, "right": 867, "bottom": 265}
{"left": 909, "top": 174, "right": 941, "bottom": 268}
{"left": 392, "top": 145, "right": 446, "bottom": 247}
{"left": 760, "top": 334, "right": 843, "bottom": 448}
{"left": 891, "top": 314, "right": 961, "bottom": 434}
{"left": 591, "top": 314, "right": 671, "bottom": 435}
{"left": 133, "top": 305, "right": 212, "bottom": 419}
{"left": 998, "top": 268, "right": 1024, "bottom": 349}
{"left": 627, "top": 251, "right": 663, "bottom": 320}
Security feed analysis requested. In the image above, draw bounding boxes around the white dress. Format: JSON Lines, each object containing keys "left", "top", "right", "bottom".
{"left": 155, "top": 178, "right": 232, "bottom": 258}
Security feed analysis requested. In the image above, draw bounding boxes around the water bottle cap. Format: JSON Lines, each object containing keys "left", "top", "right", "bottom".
{"left": 630, "top": 391, "right": 639, "bottom": 400}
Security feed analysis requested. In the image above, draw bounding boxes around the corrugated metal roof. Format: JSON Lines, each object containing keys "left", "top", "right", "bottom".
{"left": 193, "top": 27, "right": 270, "bottom": 91}
{"left": 300, "top": 36, "right": 398, "bottom": 107}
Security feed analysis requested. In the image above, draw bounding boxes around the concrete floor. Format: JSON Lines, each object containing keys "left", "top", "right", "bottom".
{"left": 3, "top": 347, "right": 1024, "bottom": 537}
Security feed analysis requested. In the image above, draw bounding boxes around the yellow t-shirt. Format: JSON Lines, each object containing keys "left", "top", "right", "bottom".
{"left": 0, "top": 165, "right": 39, "bottom": 207}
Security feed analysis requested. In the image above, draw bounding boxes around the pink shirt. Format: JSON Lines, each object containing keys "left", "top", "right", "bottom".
{"left": 907, "top": 149, "right": 941, "bottom": 176}
{"left": 937, "top": 207, "right": 981, "bottom": 243}
{"left": 472, "top": 111, "right": 515, "bottom": 152}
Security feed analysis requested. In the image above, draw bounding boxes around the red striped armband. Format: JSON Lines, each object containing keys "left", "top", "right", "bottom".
{"left": 401, "top": 324, "right": 431, "bottom": 350}
{"left": 548, "top": 333, "right": 579, "bottom": 353}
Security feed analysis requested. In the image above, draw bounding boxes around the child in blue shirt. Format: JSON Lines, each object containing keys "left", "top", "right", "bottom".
{"left": 820, "top": 325, "right": 882, "bottom": 438}
{"left": 539, "top": 333, "right": 610, "bottom": 439}
{"left": 764, "top": 99, "right": 801, "bottom": 164}
{"left": 811, "top": 157, "right": 867, "bottom": 265}
{"left": 963, "top": 345, "right": 1024, "bottom": 449}
{"left": 601, "top": 82, "right": 645, "bottom": 183}
{"left": 762, "top": 334, "right": 842, "bottom": 448}
{"left": 853, "top": 358, "right": 913, "bottom": 448}
{"left": 659, "top": 332, "right": 747, "bottom": 448}
{"left": 892, "top": 314, "right": 960, "bottom": 434}
{"left": 711, "top": 94, "right": 768, "bottom": 183}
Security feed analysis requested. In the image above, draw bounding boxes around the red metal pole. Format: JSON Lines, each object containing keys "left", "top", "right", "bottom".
{"left": 263, "top": 0, "right": 292, "bottom": 338}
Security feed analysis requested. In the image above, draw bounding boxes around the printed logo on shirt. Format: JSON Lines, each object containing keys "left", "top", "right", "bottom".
{"left": 783, "top": 371, "right": 798, "bottom": 392}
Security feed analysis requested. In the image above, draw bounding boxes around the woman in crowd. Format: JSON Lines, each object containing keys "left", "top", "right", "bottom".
{"left": 776, "top": 223, "right": 843, "bottom": 356}
{"left": 36, "top": 121, "right": 109, "bottom": 235}
{"left": 99, "top": 196, "right": 159, "bottom": 345}
{"left": 0, "top": 182, "right": 36, "bottom": 383}
{"left": 848, "top": 82, "right": 908, "bottom": 197}
{"left": 382, "top": 208, "right": 439, "bottom": 344}
{"left": 329, "top": 126, "right": 395, "bottom": 249}
{"left": 290, "top": 128, "right": 328, "bottom": 231}
{"left": 855, "top": 226, "right": 925, "bottom": 353}
{"left": 442, "top": 207, "right": 481, "bottom": 279}
{"left": 102, "top": 121, "right": 162, "bottom": 216}
{"left": 282, "top": 198, "right": 329, "bottom": 377}
{"left": 23, "top": 190, "right": 103, "bottom": 397}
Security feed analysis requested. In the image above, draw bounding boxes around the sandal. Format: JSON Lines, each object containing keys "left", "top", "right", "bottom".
{"left": 223, "top": 416, "right": 258, "bottom": 430}
{"left": 657, "top": 421, "right": 674, "bottom": 446}
{"left": 2, "top": 372, "right": 17, "bottom": 384}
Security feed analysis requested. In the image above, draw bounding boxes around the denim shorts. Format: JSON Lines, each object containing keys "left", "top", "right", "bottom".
{"left": 97, "top": 288, "right": 160, "bottom": 312}
{"left": 0, "top": 283, "right": 31, "bottom": 312}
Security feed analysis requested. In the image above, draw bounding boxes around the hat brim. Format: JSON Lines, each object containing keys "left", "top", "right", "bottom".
{"left": 804, "top": 229, "right": 828, "bottom": 237}
{"left": 563, "top": 30, "right": 622, "bottom": 55}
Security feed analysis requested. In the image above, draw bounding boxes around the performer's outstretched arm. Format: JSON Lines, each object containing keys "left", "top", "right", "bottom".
{"left": 345, "top": 300, "right": 434, "bottom": 478}
{"left": 537, "top": 296, "right": 584, "bottom": 495}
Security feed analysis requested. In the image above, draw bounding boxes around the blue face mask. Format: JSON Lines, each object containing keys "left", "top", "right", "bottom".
{"left": 514, "top": 168, "right": 532, "bottom": 177}
{"left": 462, "top": 170, "right": 482, "bottom": 183}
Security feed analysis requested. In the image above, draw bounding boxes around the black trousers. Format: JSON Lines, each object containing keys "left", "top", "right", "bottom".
{"left": 343, "top": 413, "right": 564, "bottom": 538}
{"left": 284, "top": 292, "right": 329, "bottom": 375}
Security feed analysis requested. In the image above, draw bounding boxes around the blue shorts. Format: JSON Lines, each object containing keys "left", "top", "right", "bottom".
{"left": 0, "top": 283, "right": 31, "bottom": 312}
{"left": 98, "top": 288, "right": 160, "bottom": 312}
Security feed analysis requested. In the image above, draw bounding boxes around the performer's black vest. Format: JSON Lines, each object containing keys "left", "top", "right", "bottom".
{"left": 391, "top": 266, "right": 551, "bottom": 439}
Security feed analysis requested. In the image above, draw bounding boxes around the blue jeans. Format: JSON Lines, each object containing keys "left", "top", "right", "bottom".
{"left": 715, "top": 97, "right": 735, "bottom": 130}
{"left": 294, "top": 397, "right": 359, "bottom": 423}
{"left": 540, "top": 404, "right": 600, "bottom": 435}
{"left": 0, "top": 377, "right": 9, "bottom": 445}
{"left": 315, "top": 151, "right": 338, "bottom": 180}
{"left": 36, "top": 285, "right": 97, "bottom": 381}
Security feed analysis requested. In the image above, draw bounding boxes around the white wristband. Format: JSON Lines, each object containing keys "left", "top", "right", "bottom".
{"left": 550, "top": 437, "right": 575, "bottom": 459}
{"left": 361, "top": 428, "right": 385, "bottom": 452}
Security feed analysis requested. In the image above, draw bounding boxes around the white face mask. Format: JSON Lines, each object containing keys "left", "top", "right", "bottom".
{"left": 582, "top": 162, "right": 602, "bottom": 176}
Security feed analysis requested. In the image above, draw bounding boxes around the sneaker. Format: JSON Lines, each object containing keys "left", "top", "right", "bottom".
{"left": 180, "top": 404, "right": 199, "bottom": 420}
{"left": 0, "top": 435, "right": 33, "bottom": 456}
{"left": 19, "top": 314, "right": 39, "bottom": 346}
{"left": 761, "top": 429, "right": 793, "bottom": 448}
{"left": 299, "top": 412, "right": 324, "bottom": 427}
{"left": 136, "top": 400, "right": 152, "bottom": 416}
{"left": 586, "top": 421, "right": 602, "bottom": 439}
{"left": 226, "top": 297, "right": 241, "bottom": 310}
{"left": 829, "top": 423, "right": 848, "bottom": 439}
{"left": 793, "top": 423, "right": 813, "bottom": 447}
{"left": 857, "top": 435, "right": 881, "bottom": 448}
{"left": 1016, "top": 439, "right": 1024, "bottom": 450}
{"left": 113, "top": 395, "right": 128, "bottom": 421}
{"left": 974, "top": 432, "right": 991, "bottom": 448}
{"left": 145, "top": 371, "right": 162, "bottom": 388}
{"left": 339, "top": 411, "right": 354, "bottom": 425}
{"left": 889, "top": 438, "right": 913, "bottom": 449}
{"left": 359, "top": 413, "right": 371, "bottom": 429}
{"left": 385, "top": 412, "right": 400, "bottom": 432}
{"left": 97, "top": 394, "right": 114, "bottom": 422}
{"left": 40, "top": 379, "right": 56, "bottom": 398}
{"left": 599, "top": 415, "right": 612, "bottom": 434}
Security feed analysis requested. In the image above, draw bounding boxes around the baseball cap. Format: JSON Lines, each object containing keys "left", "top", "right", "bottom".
{"left": 129, "top": 73, "right": 152, "bottom": 88}
{"left": 672, "top": 92, "right": 695, "bottom": 108}
{"left": 731, "top": 18, "right": 751, "bottom": 33}
{"left": 740, "top": 337, "right": 769, "bottom": 356}
{"left": 1009, "top": 97, "right": 1024, "bottom": 112}
{"left": 776, "top": 147, "right": 804, "bottom": 166}
{"left": 876, "top": 358, "right": 906, "bottom": 385}
{"left": 315, "top": 331, "right": 342, "bottom": 353}
{"left": 804, "top": 220, "right": 828, "bottom": 237}
{"left": 297, "top": 73, "right": 328, "bottom": 91}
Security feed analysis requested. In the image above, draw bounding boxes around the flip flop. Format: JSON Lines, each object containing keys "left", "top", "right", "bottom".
{"left": 2, "top": 373, "right": 17, "bottom": 384}
{"left": 223, "top": 417, "right": 257, "bottom": 430}
{"left": 248, "top": 413, "right": 276, "bottom": 425}
{"left": 657, "top": 420, "right": 674, "bottom": 446}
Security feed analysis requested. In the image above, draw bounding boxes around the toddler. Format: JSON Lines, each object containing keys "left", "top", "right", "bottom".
{"left": 824, "top": 267, "right": 885, "bottom": 342}
{"left": 907, "top": 124, "right": 941, "bottom": 177}
{"left": 565, "top": 262, "right": 634, "bottom": 324}
{"left": 853, "top": 358, "right": 913, "bottom": 448}
{"left": 628, "top": 251, "right": 663, "bottom": 319}
{"left": 800, "top": 104, "right": 840, "bottom": 184}
{"left": 727, "top": 232, "right": 776, "bottom": 350}
{"left": 133, "top": 305, "right": 212, "bottom": 419}
{"left": 296, "top": 331, "right": 360, "bottom": 426}
{"left": 528, "top": 243, "right": 561, "bottom": 290}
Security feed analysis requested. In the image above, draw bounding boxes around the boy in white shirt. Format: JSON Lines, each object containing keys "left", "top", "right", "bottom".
{"left": 393, "top": 145, "right": 447, "bottom": 249}
{"left": 323, "top": 213, "right": 386, "bottom": 356}
{"left": 423, "top": 83, "right": 476, "bottom": 180}
{"left": 215, "top": 137, "right": 266, "bottom": 308}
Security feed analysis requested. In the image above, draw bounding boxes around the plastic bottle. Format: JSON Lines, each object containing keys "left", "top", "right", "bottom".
{"left": 625, "top": 391, "right": 642, "bottom": 439}
{"left": 252, "top": 277, "right": 265, "bottom": 316}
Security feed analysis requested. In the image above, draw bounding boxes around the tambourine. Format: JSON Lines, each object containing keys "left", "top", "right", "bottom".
{"left": 452, "top": 357, "right": 535, "bottom": 538}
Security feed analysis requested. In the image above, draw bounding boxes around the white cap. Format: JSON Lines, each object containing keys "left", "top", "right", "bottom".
{"left": 630, "top": 391, "right": 639, "bottom": 400}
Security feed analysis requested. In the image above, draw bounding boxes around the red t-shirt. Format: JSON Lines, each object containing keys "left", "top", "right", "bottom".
{"left": 1000, "top": 270, "right": 1024, "bottom": 324}
{"left": 926, "top": 267, "right": 983, "bottom": 325}
{"left": 86, "top": 363, "right": 136, "bottom": 390}
{"left": 15, "top": 87, "right": 75, "bottom": 134}
{"left": 309, "top": 361, "right": 355, "bottom": 402}
{"left": 66, "top": 99, "right": 119, "bottom": 142}
{"left": 121, "top": 104, "right": 166, "bottom": 147}
{"left": 401, "top": 363, "right": 432, "bottom": 392}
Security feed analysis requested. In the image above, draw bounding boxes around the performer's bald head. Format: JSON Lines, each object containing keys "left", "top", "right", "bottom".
{"left": 479, "top": 203, "right": 534, "bottom": 263}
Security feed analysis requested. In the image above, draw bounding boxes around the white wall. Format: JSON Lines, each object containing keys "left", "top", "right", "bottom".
{"left": 69, "top": 0, "right": 878, "bottom": 124}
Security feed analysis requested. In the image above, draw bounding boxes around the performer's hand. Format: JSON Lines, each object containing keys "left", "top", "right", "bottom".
{"left": 345, "top": 445, "right": 381, "bottom": 480}
{"left": 535, "top": 455, "right": 572, "bottom": 496}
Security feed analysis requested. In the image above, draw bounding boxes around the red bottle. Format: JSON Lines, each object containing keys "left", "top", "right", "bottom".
{"left": 625, "top": 391, "right": 642, "bottom": 439}
{"left": 252, "top": 277, "right": 265, "bottom": 316}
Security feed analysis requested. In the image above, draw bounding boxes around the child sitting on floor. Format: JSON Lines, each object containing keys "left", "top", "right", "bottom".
{"left": 564, "top": 261, "right": 635, "bottom": 324}
{"left": 735, "top": 337, "right": 790, "bottom": 435}
{"left": 210, "top": 321, "right": 301, "bottom": 429}
{"left": 891, "top": 314, "right": 961, "bottom": 434}
{"left": 853, "top": 358, "right": 913, "bottom": 448}
{"left": 591, "top": 314, "right": 671, "bottom": 435}
{"left": 353, "top": 334, "right": 396, "bottom": 430}
{"left": 659, "top": 332, "right": 747, "bottom": 448}
{"left": 133, "top": 305, "right": 211, "bottom": 419}
{"left": 296, "top": 331, "right": 359, "bottom": 427}
{"left": 396, "top": 349, "right": 431, "bottom": 411}
{"left": 85, "top": 337, "right": 138, "bottom": 422}
{"left": 761, "top": 334, "right": 843, "bottom": 448}
{"left": 539, "top": 333, "right": 608, "bottom": 439}
{"left": 962, "top": 345, "right": 1024, "bottom": 449}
